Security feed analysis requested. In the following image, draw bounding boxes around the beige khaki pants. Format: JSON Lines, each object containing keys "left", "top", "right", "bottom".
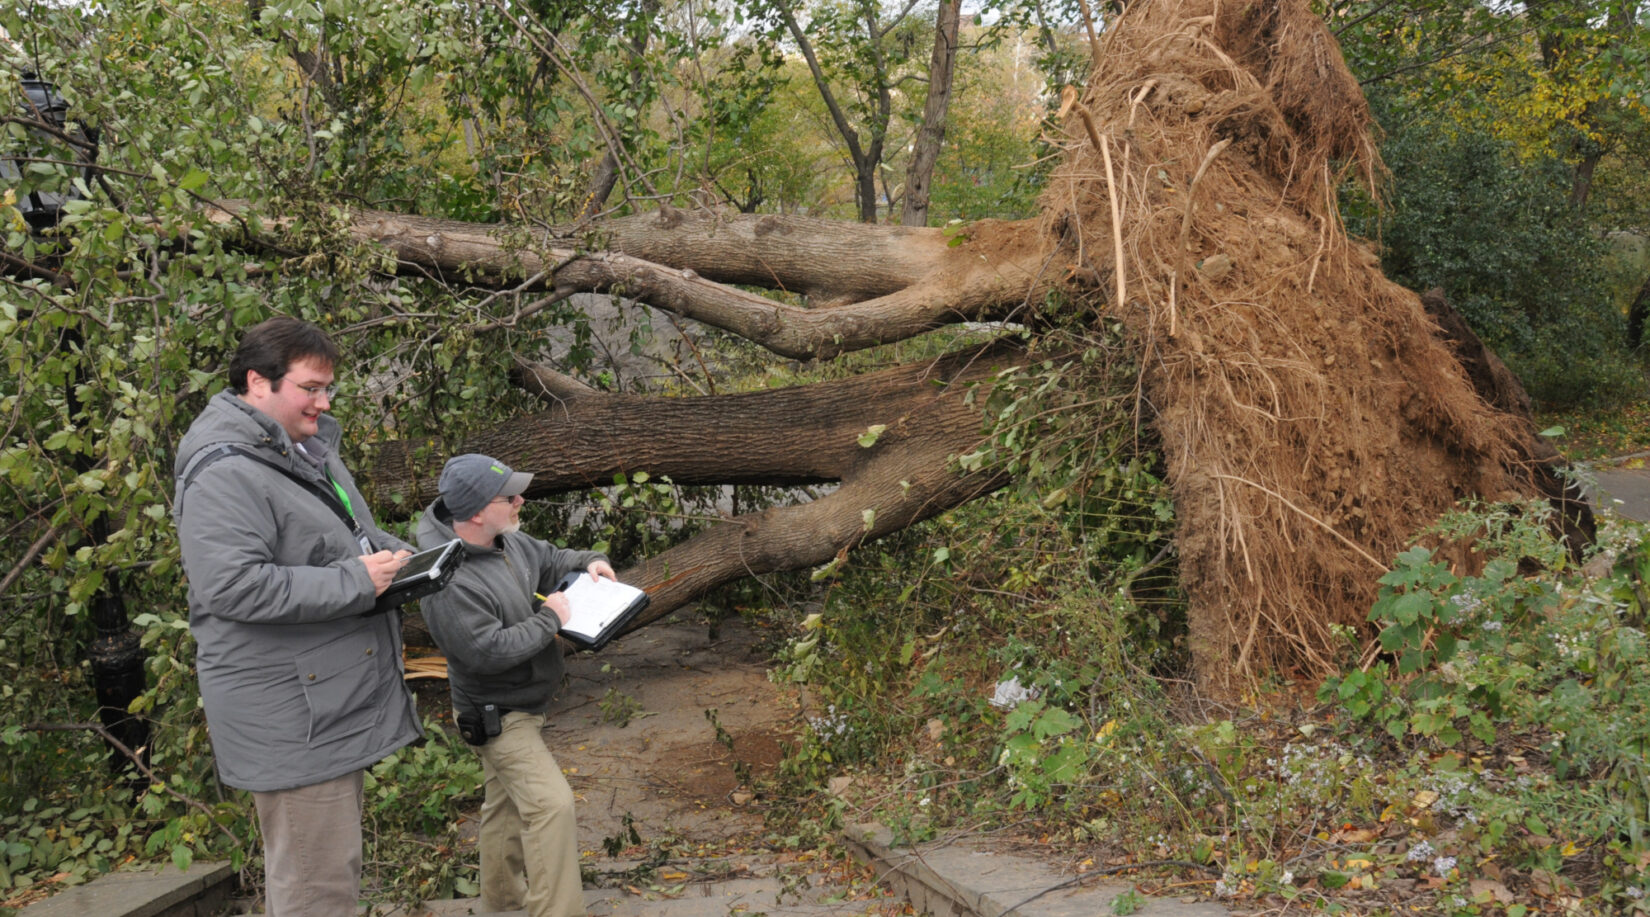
{"left": 252, "top": 770, "right": 364, "bottom": 917}
{"left": 476, "top": 711, "right": 584, "bottom": 917}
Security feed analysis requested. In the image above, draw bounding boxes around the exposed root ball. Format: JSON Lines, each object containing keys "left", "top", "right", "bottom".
{"left": 1041, "top": 0, "right": 1533, "bottom": 688}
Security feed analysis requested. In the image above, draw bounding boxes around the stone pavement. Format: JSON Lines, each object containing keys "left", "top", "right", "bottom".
{"left": 1582, "top": 453, "right": 1650, "bottom": 522}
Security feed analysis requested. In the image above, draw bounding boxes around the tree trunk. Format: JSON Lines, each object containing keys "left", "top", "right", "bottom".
{"left": 573, "top": 0, "right": 660, "bottom": 219}
{"left": 1628, "top": 272, "right": 1650, "bottom": 350}
{"left": 902, "top": 0, "right": 961, "bottom": 227}
{"left": 209, "top": 203, "right": 1052, "bottom": 357}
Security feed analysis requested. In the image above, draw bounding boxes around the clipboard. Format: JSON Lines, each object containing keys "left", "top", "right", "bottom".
{"left": 552, "top": 571, "right": 649, "bottom": 650}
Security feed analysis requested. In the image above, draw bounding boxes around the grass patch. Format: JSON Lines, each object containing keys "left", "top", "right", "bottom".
{"left": 1540, "top": 397, "right": 1650, "bottom": 462}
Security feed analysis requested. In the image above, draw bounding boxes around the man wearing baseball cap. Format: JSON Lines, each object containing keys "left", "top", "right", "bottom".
{"left": 416, "top": 454, "right": 615, "bottom": 917}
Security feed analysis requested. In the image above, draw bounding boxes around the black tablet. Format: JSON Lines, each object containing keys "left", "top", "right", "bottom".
{"left": 370, "top": 539, "right": 466, "bottom": 613}
{"left": 388, "top": 540, "right": 463, "bottom": 590}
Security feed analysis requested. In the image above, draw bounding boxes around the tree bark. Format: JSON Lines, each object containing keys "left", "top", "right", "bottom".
{"left": 1628, "top": 272, "right": 1650, "bottom": 350}
{"left": 902, "top": 0, "right": 961, "bottom": 227}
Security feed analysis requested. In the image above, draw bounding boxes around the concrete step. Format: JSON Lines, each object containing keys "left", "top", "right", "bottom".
{"left": 394, "top": 854, "right": 896, "bottom": 917}
{"left": 17, "top": 860, "right": 235, "bottom": 917}
{"left": 845, "top": 824, "right": 1228, "bottom": 917}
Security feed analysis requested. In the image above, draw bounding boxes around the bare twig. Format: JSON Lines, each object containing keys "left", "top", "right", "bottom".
{"left": 0, "top": 522, "right": 63, "bottom": 612}
{"left": 1000, "top": 859, "right": 1221, "bottom": 915}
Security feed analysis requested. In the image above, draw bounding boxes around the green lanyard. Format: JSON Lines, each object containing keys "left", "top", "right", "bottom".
{"left": 326, "top": 471, "right": 356, "bottom": 520}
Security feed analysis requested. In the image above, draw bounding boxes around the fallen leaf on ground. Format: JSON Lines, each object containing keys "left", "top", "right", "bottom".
{"left": 1470, "top": 879, "right": 1514, "bottom": 903}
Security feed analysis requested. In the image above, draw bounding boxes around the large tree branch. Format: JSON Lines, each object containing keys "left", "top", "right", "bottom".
{"left": 621, "top": 433, "right": 1008, "bottom": 628}
{"left": 211, "top": 201, "right": 972, "bottom": 298}
{"left": 548, "top": 253, "right": 1041, "bottom": 358}
{"left": 206, "top": 203, "right": 1054, "bottom": 357}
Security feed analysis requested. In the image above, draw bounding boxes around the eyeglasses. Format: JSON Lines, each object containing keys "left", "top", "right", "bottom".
{"left": 490, "top": 493, "right": 525, "bottom": 506}
{"left": 291, "top": 382, "right": 339, "bottom": 400}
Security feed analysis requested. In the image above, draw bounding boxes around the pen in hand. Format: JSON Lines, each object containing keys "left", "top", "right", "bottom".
{"left": 532, "top": 581, "right": 570, "bottom": 603}
{"left": 535, "top": 587, "right": 572, "bottom": 625}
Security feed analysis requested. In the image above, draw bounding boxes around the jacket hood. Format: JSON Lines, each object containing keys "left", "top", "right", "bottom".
{"left": 416, "top": 498, "right": 497, "bottom": 557}
{"left": 174, "top": 389, "right": 343, "bottom": 479}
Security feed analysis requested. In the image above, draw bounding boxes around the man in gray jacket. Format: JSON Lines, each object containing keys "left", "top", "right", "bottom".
{"left": 416, "top": 453, "right": 614, "bottom": 917}
{"left": 173, "top": 317, "right": 422, "bottom": 917}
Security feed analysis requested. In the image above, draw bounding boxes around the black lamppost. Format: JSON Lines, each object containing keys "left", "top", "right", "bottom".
{"left": 3, "top": 72, "right": 148, "bottom": 776}
{"left": 1, "top": 72, "right": 92, "bottom": 230}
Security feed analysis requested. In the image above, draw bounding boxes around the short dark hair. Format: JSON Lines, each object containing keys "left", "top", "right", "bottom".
{"left": 227, "top": 317, "right": 341, "bottom": 394}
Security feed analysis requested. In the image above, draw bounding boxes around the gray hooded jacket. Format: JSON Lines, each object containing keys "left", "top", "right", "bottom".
{"left": 173, "top": 390, "right": 422, "bottom": 792}
{"left": 415, "top": 500, "right": 605, "bottom": 715}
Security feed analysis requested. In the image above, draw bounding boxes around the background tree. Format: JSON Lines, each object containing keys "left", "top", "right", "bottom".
{"left": 900, "top": 0, "right": 960, "bottom": 226}
{"left": 1332, "top": 0, "right": 1650, "bottom": 401}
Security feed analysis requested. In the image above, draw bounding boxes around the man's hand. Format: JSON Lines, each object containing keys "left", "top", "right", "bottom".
{"left": 360, "top": 550, "right": 411, "bottom": 596}
{"left": 541, "top": 591, "right": 572, "bottom": 625}
{"left": 587, "top": 560, "right": 617, "bottom": 582}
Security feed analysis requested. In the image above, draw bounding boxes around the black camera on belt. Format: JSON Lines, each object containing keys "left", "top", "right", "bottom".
{"left": 456, "top": 703, "right": 501, "bottom": 746}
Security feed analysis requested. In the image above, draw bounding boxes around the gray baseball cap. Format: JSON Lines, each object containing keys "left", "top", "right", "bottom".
{"left": 439, "top": 454, "right": 532, "bottom": 520}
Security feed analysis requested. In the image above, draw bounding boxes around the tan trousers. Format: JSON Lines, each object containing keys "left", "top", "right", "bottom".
{"left": 476, "top": 711, "right": 584, "bottom": 917}
{"left": 252, "top": 771, "right": 364, "bottom": 917}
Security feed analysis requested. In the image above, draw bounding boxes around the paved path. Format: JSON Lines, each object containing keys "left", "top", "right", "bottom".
{"left": 1583, "top": 455, "right": 1650, "bottom": 522}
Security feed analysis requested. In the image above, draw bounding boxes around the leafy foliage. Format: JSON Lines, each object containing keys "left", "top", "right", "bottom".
{"left": 1345, "top": 103, "right": 1641, "bottom": 407}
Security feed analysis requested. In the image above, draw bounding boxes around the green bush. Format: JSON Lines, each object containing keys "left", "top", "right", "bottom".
{"left": 1322, "top": 502, "right": 1650, "bottom": 901}
{"left": 1348, "top": 102, "right": 1644, "bottom": 408}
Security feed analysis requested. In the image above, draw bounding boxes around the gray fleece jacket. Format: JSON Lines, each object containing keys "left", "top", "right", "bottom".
{"left": 173, "top": 390, "right": 421, "bottom": 792}
{"left": 415, "top": 500, "right": 606, "bottom": 715}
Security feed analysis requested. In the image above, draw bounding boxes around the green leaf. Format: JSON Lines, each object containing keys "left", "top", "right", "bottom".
{"left": 857, "top": 424, "right": 886, "bottom": 448}
{"left": 177, "top": 169, "right": 209, "bottom": 192}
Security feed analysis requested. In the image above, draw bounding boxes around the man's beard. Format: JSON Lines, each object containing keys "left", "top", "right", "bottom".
{"left": 499, "top": 518, "right": 522, "bottom": 536}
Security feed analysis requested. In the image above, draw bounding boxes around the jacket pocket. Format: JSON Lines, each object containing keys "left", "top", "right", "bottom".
{"left": 293, "top": 624, "right": 389, "bottom": 746}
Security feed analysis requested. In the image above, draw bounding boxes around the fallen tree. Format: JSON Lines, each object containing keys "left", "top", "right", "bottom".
{"left": 195, "top": 0, "right": 1586, "bottom": 690}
